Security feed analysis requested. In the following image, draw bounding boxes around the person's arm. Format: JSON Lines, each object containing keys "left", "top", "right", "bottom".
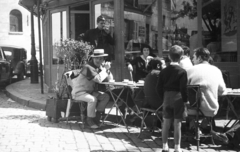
{"left": 180, "top": 71, "right": 188, "bottom": 103}
{"left": 218, "top": 70, "right": 227, "bottom": 95}
{"left": 106, "top": 33, "right": 114, "bottom": 45}
{"left": 92, "top": 62, "right": 111, "bottom": 83}
{"left": 156, "top": 71, "right": 164, "bottom": 101}
{"left": 104, "top": 28, "right": 114, "bottom": 45}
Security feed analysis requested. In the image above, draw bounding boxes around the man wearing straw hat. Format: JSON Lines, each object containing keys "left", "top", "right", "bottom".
{"left": 71, "top": 49, "right": 113, "bottom": 129}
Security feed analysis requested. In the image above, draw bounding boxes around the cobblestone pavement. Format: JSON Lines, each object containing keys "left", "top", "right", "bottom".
{"left": 0, "top": 91, "right": 238, "bottom": 152}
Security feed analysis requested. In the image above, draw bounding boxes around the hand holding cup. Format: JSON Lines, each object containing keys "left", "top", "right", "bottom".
{"left": 104, "top": 61, "right": 111, "bottom": 70}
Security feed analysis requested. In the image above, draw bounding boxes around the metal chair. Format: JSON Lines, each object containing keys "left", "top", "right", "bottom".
{"left": 187, "top": 85, "right": 215, "bottom": 151}
{"left": 138, "top": 96, "right": 163, "bottom": 138}
{"left": 64, "top": 70, "right": 87, "bottom": 129}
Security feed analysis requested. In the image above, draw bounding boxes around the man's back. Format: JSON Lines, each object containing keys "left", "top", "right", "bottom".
{"left": 187, "top": 64, "right": 226, "bottom": 117}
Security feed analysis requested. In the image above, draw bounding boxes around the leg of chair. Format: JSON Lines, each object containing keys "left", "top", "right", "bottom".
{"left": 138, "top": 110, "right": 146, "bottom": 138}
{"left": 138, "top": 110, "right": 150, "bottom": 138}
{"left": 66, "top": 99, "right": 73, "bottom": 124}
{"left": 79, "top": 101, "right": 87, "bottom": 129}
{"left": 196, "top": 117, "right": 200, "bottom": 151}
{"left": 209, "top": 118, "right": 216, "bottom": 145}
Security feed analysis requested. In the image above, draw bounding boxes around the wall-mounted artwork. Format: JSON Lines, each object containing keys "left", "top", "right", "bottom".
{"left": 221, "top": 0, "right": 237, "bottom": 52}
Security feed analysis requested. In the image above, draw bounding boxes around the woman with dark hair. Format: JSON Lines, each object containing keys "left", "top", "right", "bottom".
{"left": 127, "top": 46, "right": 153, "bottom": 82}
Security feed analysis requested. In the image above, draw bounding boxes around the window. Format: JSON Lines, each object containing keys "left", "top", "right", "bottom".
{"left": 51, "top": 11, "right": 67, "bottom": 64}
{"left": 162, "top": 0, "right": 198, "bottom": 57}
{"left": 202, "top": 0, "right": 237, "bottom": 62}
{"left": 9, "top": 9, "right": 22, "bottom": 32}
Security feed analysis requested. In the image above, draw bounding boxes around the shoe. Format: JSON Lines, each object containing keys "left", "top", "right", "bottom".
{"left": 87, "top": 118, "right": 99, "bottom": 129}
{"left": 174, "top": 150, "right": 182, "bottom": 152}
{"left": 94, "top": 111, "right": 105, "bottom": 125}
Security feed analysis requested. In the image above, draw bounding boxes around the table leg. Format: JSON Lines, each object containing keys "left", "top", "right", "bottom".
{"left": 101, "top": 87, "right": 130, "bottom": 133}
{"left": 224, "top": 96, "right": 240, "bottom": 131}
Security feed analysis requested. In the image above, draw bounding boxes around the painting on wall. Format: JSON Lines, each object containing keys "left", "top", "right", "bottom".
{"left": 221, "top": 0, "right": 237, "bottom": 52}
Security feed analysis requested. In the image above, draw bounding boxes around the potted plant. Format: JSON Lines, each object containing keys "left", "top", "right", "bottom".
{"left": 46, "top": 38, "right": 94, "bottom": 122}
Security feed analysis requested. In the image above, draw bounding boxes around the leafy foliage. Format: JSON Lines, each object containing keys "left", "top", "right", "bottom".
{"left": 172, "top": 0, "right": 197, "bottom": 20}
{"left": 53, "top": 39, "right": 94, "bottom": 99}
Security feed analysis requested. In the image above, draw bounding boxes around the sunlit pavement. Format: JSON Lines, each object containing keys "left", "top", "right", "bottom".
{"left": 0, "top": 79, "right": 238, "bottom": 152}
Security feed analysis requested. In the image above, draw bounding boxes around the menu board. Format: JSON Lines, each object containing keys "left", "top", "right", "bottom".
{"left": 138, "top": 26, "right": 145, "bottom": 37}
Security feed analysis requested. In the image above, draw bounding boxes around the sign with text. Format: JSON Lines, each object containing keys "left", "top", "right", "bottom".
{"left": 138, "top": 25, "right": 145, "bottom": 37}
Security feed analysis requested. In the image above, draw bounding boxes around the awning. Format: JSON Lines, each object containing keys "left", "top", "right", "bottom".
{"left": 18, "top": 0, "right": 49, "bottom": 15}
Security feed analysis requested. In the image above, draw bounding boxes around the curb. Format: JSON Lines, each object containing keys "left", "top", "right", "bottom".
{"left": 5, "top": 84, "right": 46, "bottom": 111}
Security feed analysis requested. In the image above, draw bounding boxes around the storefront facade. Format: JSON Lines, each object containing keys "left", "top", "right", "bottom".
{"left": 20, "top": 0, "right": 240, "bottom": 91}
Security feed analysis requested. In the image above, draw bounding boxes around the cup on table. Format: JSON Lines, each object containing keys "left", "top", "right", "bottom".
{"left": 128, "top": 81, "right": 134, "bottom": 85}
{"left": 138, "top": 80, "right": 144, "bottom": 84}
{"left": 109, "top": 79, "right": 115, "bottom": 83}
{"left": 123, "top": 79, "right": 129, "bottom": 83}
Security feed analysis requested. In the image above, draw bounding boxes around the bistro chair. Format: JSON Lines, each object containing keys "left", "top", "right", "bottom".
{"left": 187, "top": 85, "right": 216, "bottom": 151}
{"left": 64, "top": 70, "right": 87, "bottom": 129}
{"left": 138, "top": 96, "right": 163, "bottom": 138}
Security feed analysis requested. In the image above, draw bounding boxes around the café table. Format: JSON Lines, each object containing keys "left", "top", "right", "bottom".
{"left": 221, "top": 91, "right": 240, "bottom": 131}
{"left": 100, "top": 81, "right": 144, "bottom": 133}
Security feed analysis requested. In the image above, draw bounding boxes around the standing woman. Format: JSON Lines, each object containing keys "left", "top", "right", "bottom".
{"left": 127, "top": 46, "right": 153, "bottom": 82}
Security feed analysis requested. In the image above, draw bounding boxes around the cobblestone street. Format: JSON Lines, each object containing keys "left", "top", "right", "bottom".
{"left": 0, "top": 90, "right": 238, "bottom": 152}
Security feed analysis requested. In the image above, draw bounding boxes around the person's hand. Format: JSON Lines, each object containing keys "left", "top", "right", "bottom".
{"left": 103, "top": 61, "right": 111, "bottom": 70}
{"left": 127, "top": 64, "right": 133, "bottom": 72}
{"left": 103, "top": 26, "right": 111, "bottom": 34}
{"left": 147, "top": 56, "right": 153, "bottom": 61}
{"left": 184, "top": 101, "right": 190, "bottom": 108}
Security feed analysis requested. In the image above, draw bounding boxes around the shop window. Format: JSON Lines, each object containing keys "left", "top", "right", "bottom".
{"left": 202, "top": 0, "right": 237, "bottom": 62}
{"left": 162, "top": 0, "right": 198, "bottom": 57}
{"left": 9, "top": 9, "right": 22, "bottom": 32}
{"left": 51, "top": 11, "right": 67, "bottom": 64}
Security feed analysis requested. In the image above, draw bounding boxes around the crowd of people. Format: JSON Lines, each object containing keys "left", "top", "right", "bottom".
{"left": 70, "top": 15, "right": 227, "bottom": 152}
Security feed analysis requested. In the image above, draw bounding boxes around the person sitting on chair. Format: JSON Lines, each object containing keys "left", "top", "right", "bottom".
{"left": 144, "top": 57, "right": 165, "bottom": 109}
{"left": 127, "top": 46, "right": 153, "bottom": 82}
{"left": 187, "top": 47, "right": 226, "bottom": 117}
{"left": 71, "top": 49, "right": 112, "bottom": 129}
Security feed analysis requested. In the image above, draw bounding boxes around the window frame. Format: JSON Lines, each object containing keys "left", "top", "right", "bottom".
{"left": 9, "top": 9, "right": 23, "bottom": 33}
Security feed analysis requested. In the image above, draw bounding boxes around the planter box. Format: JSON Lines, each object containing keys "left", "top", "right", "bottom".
{"left": 45, "top": 98, "right": 81, "bottom": 122}
{"left": 45, "top": 98, "right": 68, "bottom": 122}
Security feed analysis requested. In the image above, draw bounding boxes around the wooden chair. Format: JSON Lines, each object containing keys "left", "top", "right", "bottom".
{"left": 64, "top": 70, "right": 87, "bottom": 129}
{"left": 187, "top": 85, "right": 215, "bottom": 151}
{"left": 138, "top": 96, "right": 163, "bottom": 138}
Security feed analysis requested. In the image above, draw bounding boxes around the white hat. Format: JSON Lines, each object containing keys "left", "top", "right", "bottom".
{"left": 91, "top": 49, "right": 108, "bottom": 57}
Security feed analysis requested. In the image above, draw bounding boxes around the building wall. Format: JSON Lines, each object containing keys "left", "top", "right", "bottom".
{"left": 0, "top": 0, "right": 39, "bottom": 61}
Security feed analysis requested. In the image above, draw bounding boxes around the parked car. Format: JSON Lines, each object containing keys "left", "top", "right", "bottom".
{"left": 0, "top": 47, "right": 12, "bottom": 84}
{"left": 0, "top": 45, "right": 27, "bottom": 80}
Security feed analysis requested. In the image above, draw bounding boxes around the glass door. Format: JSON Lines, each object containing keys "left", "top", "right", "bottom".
{"left": 50, "top": 8, "right": 69, "bottom": 65}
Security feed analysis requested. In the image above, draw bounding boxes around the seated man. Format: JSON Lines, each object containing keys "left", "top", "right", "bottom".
{"left": 187, "top": 47, "right": 226, "bottom": 117}
{"left": 71, "top": 49, "right": 112, "bottom": 129}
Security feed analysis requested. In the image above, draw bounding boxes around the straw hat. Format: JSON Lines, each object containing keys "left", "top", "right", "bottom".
{"left": 91, "top": 49, "right": 108, "bottom": 57}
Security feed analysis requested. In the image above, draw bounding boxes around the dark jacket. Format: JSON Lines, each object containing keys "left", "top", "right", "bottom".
{"left": 82, "top": 28, "right": 114, "bottom": 60}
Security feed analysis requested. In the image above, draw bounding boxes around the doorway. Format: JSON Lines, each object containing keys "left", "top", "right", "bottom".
{"left": 70, "top": 3, "right": 90, "bottom": 40}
